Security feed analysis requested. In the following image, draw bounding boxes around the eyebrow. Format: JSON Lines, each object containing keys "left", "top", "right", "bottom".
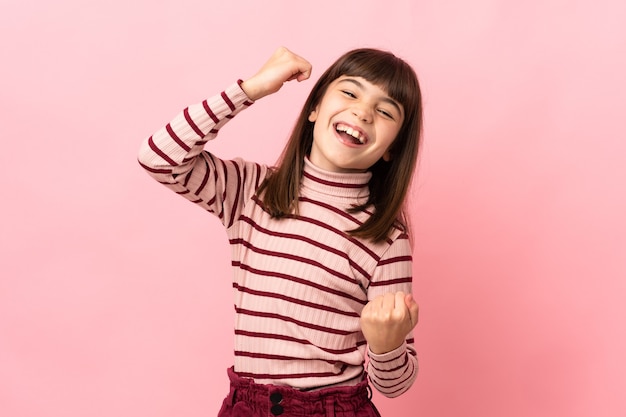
{"left": 338, "top": 78, "right": 404, "bottom": 117}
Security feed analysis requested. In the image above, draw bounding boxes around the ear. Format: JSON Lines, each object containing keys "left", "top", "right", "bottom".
{"left": 382, "top": 150, "right": 392, "bottom": 162}
{"left": 308, "top": 109, "right": 318, "bottom": 122}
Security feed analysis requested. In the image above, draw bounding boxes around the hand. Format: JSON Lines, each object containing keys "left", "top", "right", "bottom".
{"left": 360, "top": 292, "right": 419, "bottom": 354}
{"left": 240, "top": 46, "right": 312, "bottom": 101}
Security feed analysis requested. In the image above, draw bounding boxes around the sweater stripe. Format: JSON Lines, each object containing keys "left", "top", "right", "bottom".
{"left": 202, "top": 99, "right": 220, "bottom": 124}
{"left": 138, "top": 161, "right": 171, "bottom": 174}
{"left": 234, "top": 351, "right": 339, "bottom": 363}
{"left": 183, "top": 107, "right": 206, "bottom": 138}
{"left": 231, "top": 239, "right": 358, "bottom": 285}
{"left": 232, "top": 262, "right": 367, "bottom": 305}
{"left": 234, "top": 330, "right": 360, "bottom": 355}
{"left": 302, "top": 170, "right": 367, "bottom": 188}
{"left": 253, "top": 163, "right": 262, "bottom": 189}
{"left": 369, "top": 276, "right": 412, "bottom": 287}
{"left": 299, "top": 197, "right": 364, "bottom": 226}
{"left": 195, "top": 155, "right": 213, "bottom": 197}
{"left": 165, "top": 123, "right": 191, "bottom": 152}
{"left": 221, "top": 91, "right": 236, "bottom": 111}
{"left": 233, "top": 283, "right": 360, "bottom": 317}
{"left": 227, "top": 160, "right": 242, "bottom": 228}
{"left": 148, "top": 136, "right": 178, "bottom": 166}
{"left": 236, "top": 364, "right": 349, "bottom": 381}
{"left": 379, "top": 255, "right": 412, "bottom": 266}
{"left": 235, "top": 307, "right": 354, "bottom": 335}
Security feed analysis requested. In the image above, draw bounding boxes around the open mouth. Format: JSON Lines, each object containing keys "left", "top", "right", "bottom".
{"left": 335, "top": 123, "right": 367, "bottom": 145}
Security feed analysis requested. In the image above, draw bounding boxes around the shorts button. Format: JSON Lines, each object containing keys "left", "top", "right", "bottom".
{"left": 270, "top": 392, "right": 283, "bottom": 404}
{"left": 271, "top": 404, "right": 284, "bottom": 415}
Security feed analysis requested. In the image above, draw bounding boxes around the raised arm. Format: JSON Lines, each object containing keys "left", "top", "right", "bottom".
{"left": 137, "top": 81, "right": 257, "bottom": 225}
{"left": 137, "top": 47, "right": 312, "bottom": 225}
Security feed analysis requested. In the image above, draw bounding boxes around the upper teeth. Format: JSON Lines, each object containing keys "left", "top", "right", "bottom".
{"left": 336, "top": 124, "right": 365, "bottom": 143}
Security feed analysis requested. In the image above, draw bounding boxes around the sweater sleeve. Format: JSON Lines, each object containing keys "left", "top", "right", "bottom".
{"left": 138, "top": 82, "right": 267, "bottom": 228}
{"left": 365, "top": 234, "right": 418, "bottom": 398}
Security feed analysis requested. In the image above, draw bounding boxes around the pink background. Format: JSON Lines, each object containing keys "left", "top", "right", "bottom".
{"left": 1, "top": 1, "right": 625, "bottom": 416}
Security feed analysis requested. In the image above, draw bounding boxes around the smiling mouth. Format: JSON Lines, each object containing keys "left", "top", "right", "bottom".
{"left": 335, "top": 123, "right": 367, "bottom": 144}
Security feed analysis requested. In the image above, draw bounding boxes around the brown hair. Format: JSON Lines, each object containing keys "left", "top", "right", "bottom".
{"left": 258, "top": 48, "right": 423, "bottom": 242}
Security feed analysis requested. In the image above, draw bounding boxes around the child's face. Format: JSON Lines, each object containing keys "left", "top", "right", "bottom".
{"left": 308, "top": 75, "right": 404, "bottom": 173}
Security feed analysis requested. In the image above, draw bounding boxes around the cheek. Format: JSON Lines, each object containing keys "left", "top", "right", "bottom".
{"left": 382, "top": 127, "right": 401, "bottom": 148}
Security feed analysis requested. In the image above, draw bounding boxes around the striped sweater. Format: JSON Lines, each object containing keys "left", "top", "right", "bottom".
{"left": 138, "top": 81, "right": 418, "bottom": 397}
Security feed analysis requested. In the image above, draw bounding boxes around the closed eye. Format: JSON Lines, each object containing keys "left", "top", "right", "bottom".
{"left": 378, "top": 109, "right": 395, "bottom": 119}
{"left": 341, "top": 90, "right": 357, "bottom": 98}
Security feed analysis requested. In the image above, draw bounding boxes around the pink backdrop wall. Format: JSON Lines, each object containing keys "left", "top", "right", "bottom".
{"left": 1, "top": 1, "right": 625, "bottom": 416}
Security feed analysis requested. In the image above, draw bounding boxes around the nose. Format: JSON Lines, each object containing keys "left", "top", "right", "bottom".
{"left": 352, "top": 105, "right": 372, "bottom": 123}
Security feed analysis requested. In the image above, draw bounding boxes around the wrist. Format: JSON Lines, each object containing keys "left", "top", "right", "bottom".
{"left": 239, "top": 78, "right": 262, "bottom": 101}
{"left": 368, "top": 341, "right": 406, "bottom": 357}
{"left": 366, "top": 332, "right": 408, "bottom": 354}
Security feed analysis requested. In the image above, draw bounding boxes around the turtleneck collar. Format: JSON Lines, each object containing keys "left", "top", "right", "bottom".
{"left": 301, "top": 157, "right": 371, "bottom": 202}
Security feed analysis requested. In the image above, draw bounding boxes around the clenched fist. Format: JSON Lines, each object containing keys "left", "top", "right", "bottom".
{"left": 360, "top": 292, "right": 419, "bottom": 354}
{"left": 240, "top": 46, "right": 312, "bottom": 101}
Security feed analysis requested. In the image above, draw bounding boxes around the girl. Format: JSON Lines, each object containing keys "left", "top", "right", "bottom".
{"left": 139, "top": 46, "right": 422, "bottom": 416}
